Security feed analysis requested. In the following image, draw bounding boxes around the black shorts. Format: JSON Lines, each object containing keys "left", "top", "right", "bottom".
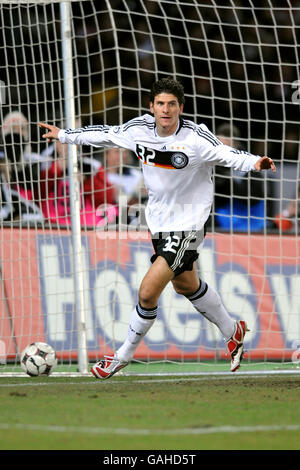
{"left": 150, "top": 229, "right": 205, "bottom": 277}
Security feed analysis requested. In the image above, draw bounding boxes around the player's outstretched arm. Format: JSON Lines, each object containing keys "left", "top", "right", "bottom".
{"left": 39, "top": 122, "right": 61, "bottom": 142}
{"left": 254, "top": 156, "right": 276, "bottom": 172}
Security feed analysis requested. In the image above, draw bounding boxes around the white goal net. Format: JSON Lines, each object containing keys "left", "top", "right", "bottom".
{"left": 0, "top": 0, "right": 300, "bottom": 375}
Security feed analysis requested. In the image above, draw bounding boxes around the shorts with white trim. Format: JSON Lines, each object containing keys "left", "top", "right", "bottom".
{"left": 150, "top": 229, "right": 205, "bottom": 277}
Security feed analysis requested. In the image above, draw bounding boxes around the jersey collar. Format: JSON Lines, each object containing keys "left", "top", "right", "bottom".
{"left": 154, "top": 118, "right": 183, "bottom": 138}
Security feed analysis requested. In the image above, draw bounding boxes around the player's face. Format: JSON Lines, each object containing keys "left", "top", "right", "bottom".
{"left": 150, "top": 93, "right": 183, "bottom": 137}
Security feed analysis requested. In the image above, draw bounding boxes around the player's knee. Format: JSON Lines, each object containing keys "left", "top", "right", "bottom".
{"left": 138, "top": 285, "right": 158, "bottom": 309}
{"left": 172, "top": 281, "right": 197, "bottom": 297}
{"left": 172, "top": 283, "right": 187, "bottom": 296}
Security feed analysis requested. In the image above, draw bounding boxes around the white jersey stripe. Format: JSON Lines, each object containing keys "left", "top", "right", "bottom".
{"left": 170, "top": 231, "right": 196, "bottom": 271}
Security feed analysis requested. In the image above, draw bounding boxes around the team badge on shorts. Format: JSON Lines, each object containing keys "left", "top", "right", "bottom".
{"left": 171, "top": 152, "right": 189, "bottom": 169}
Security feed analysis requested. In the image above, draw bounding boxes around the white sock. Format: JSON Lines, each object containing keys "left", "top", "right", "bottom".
{"left": 116, "top": 303, "right": 157, "bottom": 362}
{"left": 187, "top": 280, "right": 235, "bottom": 341}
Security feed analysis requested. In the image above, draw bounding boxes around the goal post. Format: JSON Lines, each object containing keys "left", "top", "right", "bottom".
{"left": 59, "top": 0, "right": 88, "bottom": 374}
{"left": 0, "top": 0, "right": 300, "bottom": 376}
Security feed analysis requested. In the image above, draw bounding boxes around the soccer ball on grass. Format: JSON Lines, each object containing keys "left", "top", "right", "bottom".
{"left": 21, "top": 342, "right": 57, "bottom": 376}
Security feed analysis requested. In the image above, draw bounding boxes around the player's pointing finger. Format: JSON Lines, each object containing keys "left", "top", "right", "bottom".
{"left": 38, "top": 122, "right": 61, "bottom": 141}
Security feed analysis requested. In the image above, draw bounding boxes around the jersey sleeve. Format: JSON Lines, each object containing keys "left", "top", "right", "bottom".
{"left": 195, "top": 124, "right": 260, "bottom": 172}
{"left": 58, "top": 123, "right": 135, "bottom": 152}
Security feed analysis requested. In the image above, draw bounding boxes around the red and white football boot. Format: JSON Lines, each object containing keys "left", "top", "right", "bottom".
{"left": 91, "top": 355, "right": 128, "bottom": 379}
{"left": 227, "top": 320, "right": 249, "bottom": 372}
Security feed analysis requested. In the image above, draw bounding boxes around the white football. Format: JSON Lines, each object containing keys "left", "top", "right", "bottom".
{"left": 20, "top": 342, "right": 57, "bottom": 377}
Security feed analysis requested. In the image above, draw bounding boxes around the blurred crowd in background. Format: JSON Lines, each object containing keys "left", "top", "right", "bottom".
{"left": 0, "top": 0, "right": 299, "bottom": 231}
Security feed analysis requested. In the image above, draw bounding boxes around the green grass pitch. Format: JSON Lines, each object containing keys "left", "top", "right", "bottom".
{"left": 0, "top": 370, "right": 300, "bottom": 451}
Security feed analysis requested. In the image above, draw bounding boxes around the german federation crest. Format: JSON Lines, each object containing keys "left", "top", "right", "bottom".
{"left": 171, "top": 152, "right": 189, "bottom": 169}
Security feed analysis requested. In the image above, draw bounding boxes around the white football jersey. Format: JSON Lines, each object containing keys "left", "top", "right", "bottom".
{"left": 58, "top": 114, "right": 260, "bottom": 235}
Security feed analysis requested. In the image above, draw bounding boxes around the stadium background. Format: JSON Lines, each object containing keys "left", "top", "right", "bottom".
{"left": 0, "top": 0, "right": 299, "bottom": 367}
{"left": 1, "top": 1, "right": 299, "bottom": 220}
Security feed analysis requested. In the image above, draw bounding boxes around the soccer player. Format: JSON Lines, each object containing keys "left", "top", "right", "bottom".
{"left": 39, "top": 77, "right": 276, "bottom": 377}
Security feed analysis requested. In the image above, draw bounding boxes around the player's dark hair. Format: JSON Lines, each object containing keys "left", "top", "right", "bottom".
{"left": 150, "top": 77, "right": 185, "bottom": 106}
